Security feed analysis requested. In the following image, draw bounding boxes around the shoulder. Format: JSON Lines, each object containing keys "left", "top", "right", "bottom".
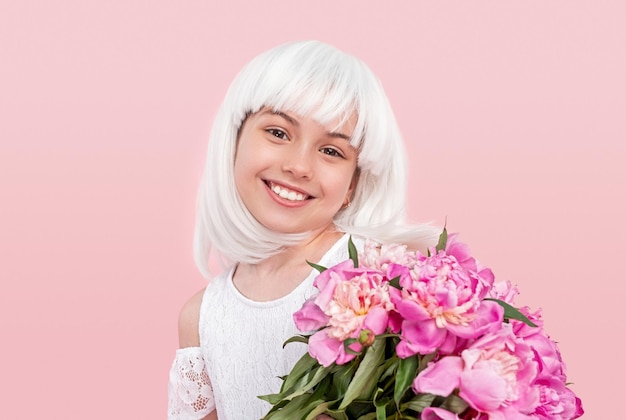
{"left": 177, "top": 287, "right": 206, "bottom": 348}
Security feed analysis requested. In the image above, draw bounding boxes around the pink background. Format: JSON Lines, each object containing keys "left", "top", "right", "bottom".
{"left": 1, "top": 1, "right": 623, "bottom": 418}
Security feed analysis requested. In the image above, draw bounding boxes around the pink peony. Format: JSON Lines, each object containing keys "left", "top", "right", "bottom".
{"left": 506, "top": 307, "right": 570, "bottom": 382}
{"left": 292, "top": 297, "right": 329, "bottom": 332}
{"left": 293, "top": 260, "right": 393, "bottom": 367}
{"left": 510, "top": 306, "right": 545, "bottom": 340}
{"left": 526, "top": 331, "right": 567, "bottom": 381}
{"left": 494, "top": 305, "right": 584, "bottom": 419}
{"left": 414, "top": 324, "right": 540, "bottom": 419}
{"left": 390, "top": 248, "right": 503, "bottom": 357}
{"left": 524, "top": 330, "right": 583, "bottom": 418}
{"left": 359, "top": 239, "right": 417, "bottom": 271}
{"left": 532, "top": 376, "right": 584, "bottom": 419}
{"left": 487, "top": 279, "right": 520, "bottom": 305}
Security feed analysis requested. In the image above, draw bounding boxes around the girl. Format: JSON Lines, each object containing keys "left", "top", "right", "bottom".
{"left": 168, "top": 40, "right": 437, "bottom": 419}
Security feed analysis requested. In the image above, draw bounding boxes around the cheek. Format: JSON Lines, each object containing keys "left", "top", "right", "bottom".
{"left": 233, "top": 148, "right": 254, "bottom": 196}
{"left": 329, "top": 169, "right": 358, "bottom": 199}
{"left": 233, "top": 136, "right": 257, "bottom": 180}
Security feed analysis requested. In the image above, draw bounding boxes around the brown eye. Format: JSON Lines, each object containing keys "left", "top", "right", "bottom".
{"left": 267, "top": 129, "right": 289, "bottom": 140}
{"left": 320, "top": 147, "right": 343, "bottom": 158}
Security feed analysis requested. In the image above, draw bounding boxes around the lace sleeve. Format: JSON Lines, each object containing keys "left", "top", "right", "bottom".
{"left": 168, "top": 347, "right": 215, "bottom": 419}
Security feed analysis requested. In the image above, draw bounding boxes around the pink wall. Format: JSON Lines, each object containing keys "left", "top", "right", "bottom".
{"left": 1, "top": 1, "right": 623, "bottom": 417}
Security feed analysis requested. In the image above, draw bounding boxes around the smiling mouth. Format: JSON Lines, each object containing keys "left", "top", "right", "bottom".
{"left": 266, "top": 181, "right": 310, "bottom": 202}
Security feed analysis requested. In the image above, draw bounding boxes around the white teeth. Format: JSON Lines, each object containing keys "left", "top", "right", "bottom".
{"left": 270, "top": 183, "right": 307, "bottom": 201}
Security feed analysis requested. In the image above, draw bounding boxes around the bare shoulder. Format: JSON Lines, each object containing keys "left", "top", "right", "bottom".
{"left": 178, "top": 287, "right": 206, "bottom": 348}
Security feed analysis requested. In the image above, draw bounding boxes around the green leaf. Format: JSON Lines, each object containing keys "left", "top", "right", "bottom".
{"left": 375, "top": 400, "right": 387, "bottom": 420}
{"left": 417, "top": 352, "right": 436, "bottom": 372}
{"left": 346, "top": 401, "right": 377, "bottom": 419}
{"left": 435, "top": 226, "right": 448, "bottom": 253}
{"left": 282, "top": 353, "right": 319, "bottom": 391}
{"left": 273, "top": 364, "right": 331, "bottom": 404}
{"left": 394, "top": 355, "right": 418, "bottom": 405}
{"left": 380, "top": 356, "right": 399, "bottom": 383}
{"left": 343, "top": 338, "right": 363, "bottom": 356}
{"left": 282, "top": 334, "right": 309, "bottom": 348}
{"left": 388, "top": 275, "right": 401, "bottom": 290}
{"left": 303, "top": 401, "right": 332, "bottom": 420}
{"left": 307, "top": 260, "right": 327, "bottom": 273}
{"left": 258, "top": 391, "right": 281, "bottom": 405}
{"left": 372, "top": 388, "right": 392, "bottom": 420}
{"left": 340, "top": 337, "right": 386, "bottom": 409}
{"left": 440, "top": 394, "right": 469, "bottom": 414}
{"left": 484, "top": 298, "right": 538, "bottom": 327}
{"left": 330, "top": 361, "right": 359, "bottom": 398}
{"left": 400, "top": 393, "right": 436, "bottom": 412}
{"left": 348, "top": 236, "right": 359, "bottom": 267}
{"left": 323, "top": 408, "right": 349, "bottom": 420}
{"left": 262, "top": 393, "right": 324, "bottom": 420}
{"left": 261, "top": 398, "right": 289, "bottom": 417}
{"left": 309, "top": 373, "right": 331, "bottom": 401}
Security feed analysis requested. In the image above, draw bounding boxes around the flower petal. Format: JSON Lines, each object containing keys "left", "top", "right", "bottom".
{"left": 362, "top": 306, "right": 389, "bottom": 335}
{"left": 394, "top": 299, "right": 431, "bottom": 321}
{"left": 398, "top": 319, "right": 446, "bottom": 356}
{"left": 413, "top": 356, "right": 463, "bottom": 396}
{"left": 293, "top": 298, "right": 329, "bottom": 332}
{"left": 459, "top": 367, "right": 508, "bottom": 412}
{"left": 422, "top": 407, "right": 460, "bottom": 420}
{"left": 308, "top": 331, "right": 342, "bottom": 367}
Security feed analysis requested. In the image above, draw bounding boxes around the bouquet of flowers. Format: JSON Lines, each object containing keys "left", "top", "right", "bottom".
{"left": 259, "top": 229, "right": 583, "bottom": 420}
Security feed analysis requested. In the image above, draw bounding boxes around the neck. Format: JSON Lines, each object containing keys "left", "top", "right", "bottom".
{"left": 232, "top": 225, "right": 343, "bottom": 301}
{"left": 269, "top": 227, "right": 342, "bottom": 264}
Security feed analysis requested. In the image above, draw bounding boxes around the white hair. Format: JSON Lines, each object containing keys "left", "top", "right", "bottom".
{"left": 194, "top": 40, "right": 438, "bottom": 278}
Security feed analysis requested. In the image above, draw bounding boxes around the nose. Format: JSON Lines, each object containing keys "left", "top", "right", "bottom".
{"left": 281, "top": 146, "right": 313, "bottom": 179}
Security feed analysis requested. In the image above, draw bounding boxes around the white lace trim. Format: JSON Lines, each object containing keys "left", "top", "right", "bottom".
{"left": 168, "top": 347, "right": 215, "bottom": 419}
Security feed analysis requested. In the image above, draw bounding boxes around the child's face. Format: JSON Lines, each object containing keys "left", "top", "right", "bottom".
{"left": 234, "top": 107, "right": 358, "bottom": 236}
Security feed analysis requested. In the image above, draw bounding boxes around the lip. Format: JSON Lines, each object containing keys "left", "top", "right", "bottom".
{"left": 263, "top": 180, "right": 313, "bottom": 207}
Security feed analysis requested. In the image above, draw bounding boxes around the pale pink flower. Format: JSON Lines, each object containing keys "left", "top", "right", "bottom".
{"left": 293, "top": 260, "right": 393, "bottom": 367}
{"left": 488, "top": 280, "right": 520, "bottom": 304}
{"left": 359, "top": 239, "right": 417, "bottom": 271}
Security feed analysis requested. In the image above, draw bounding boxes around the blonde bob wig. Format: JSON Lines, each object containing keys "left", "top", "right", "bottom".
{"left": 194, "top": 40, "right": 436, "bottom": 278}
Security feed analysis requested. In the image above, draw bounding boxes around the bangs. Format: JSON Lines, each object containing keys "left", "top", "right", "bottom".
{"left": 226, "top": 41, "right": 398, "bottom": 177}
{"left": 233, "top": 41, "right": 368, "bottom": 151}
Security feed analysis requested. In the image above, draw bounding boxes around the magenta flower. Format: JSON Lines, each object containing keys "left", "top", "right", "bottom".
{"left": 493, "top": 304, "right": 583, "bottom": 419}
{"left": 391, "top": 247, "right": 503, "bottom": 357}
{"left": 524, "top": 329, "right": 583, "bottom": 418}
{"left": 414, "top": 324, "right": 540, "bottom": 419}
{"left": 293, "top": 260, "right": 393, "bottom": 367}
{"left": 532, "top": 376, "right": 584, "bottom": 419}
{"left": 526, "top": 331, "right": 567, "bottom": 381}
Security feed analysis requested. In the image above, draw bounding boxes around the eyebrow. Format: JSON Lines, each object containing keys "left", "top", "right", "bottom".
{"left": 266, "top": 109, "right": 352, "bottom": 141}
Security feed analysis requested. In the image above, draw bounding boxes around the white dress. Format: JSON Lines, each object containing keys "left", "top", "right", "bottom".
{"left": 168, "top": 234, "right": 358, "bottom": 419}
